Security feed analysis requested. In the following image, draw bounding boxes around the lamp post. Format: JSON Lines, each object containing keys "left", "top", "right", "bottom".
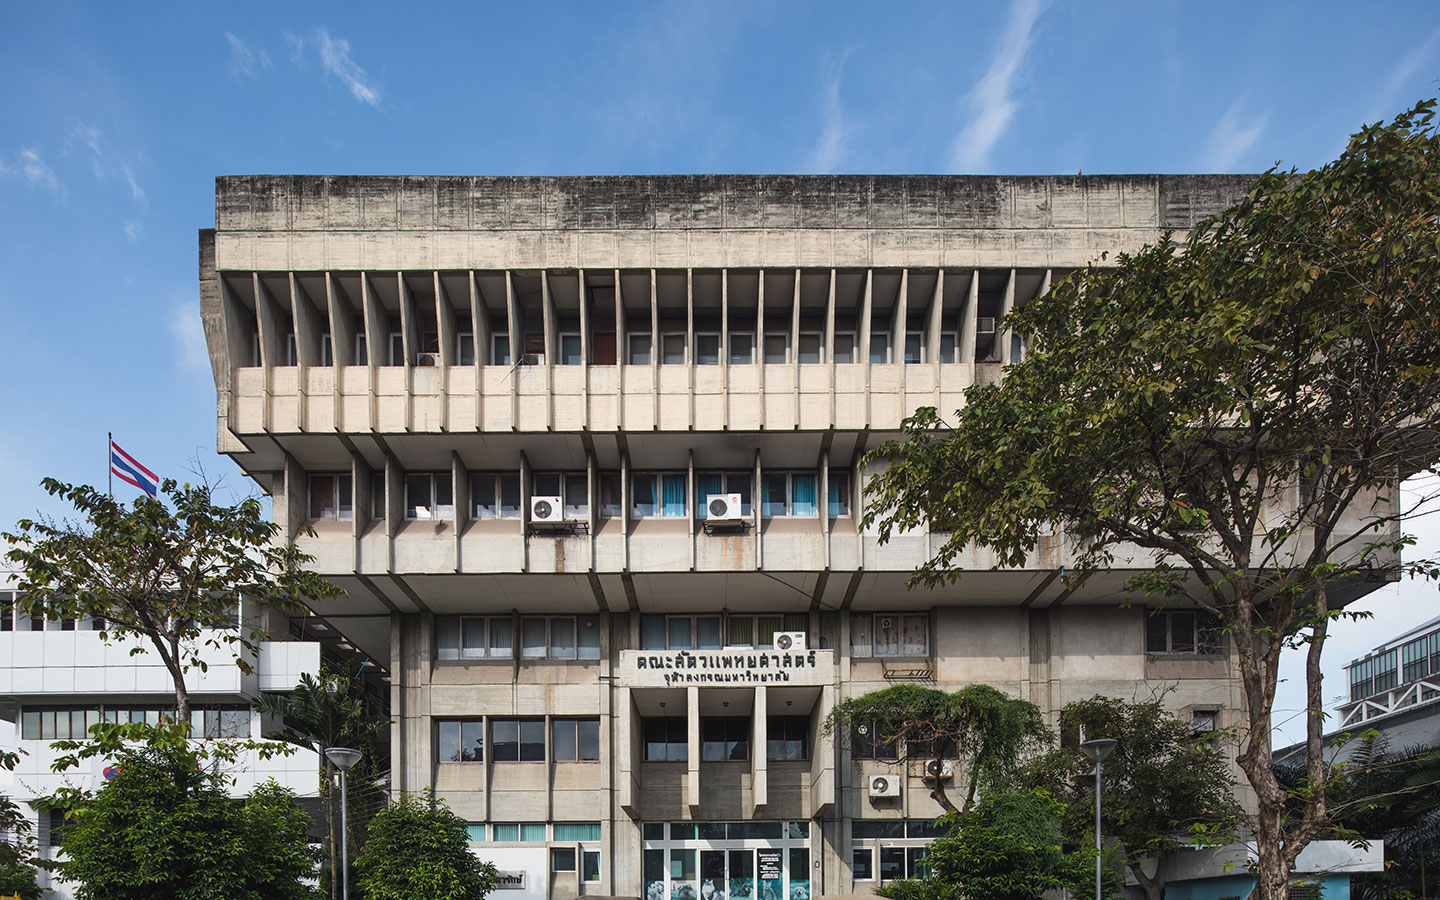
{"left": 1079, "top": 738, "right": 1118, "bottom": 900}
{"left": 324, "top": 747, "right": 364, "bottom": 900}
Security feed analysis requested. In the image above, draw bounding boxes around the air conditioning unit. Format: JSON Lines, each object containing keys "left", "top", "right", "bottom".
{"left": 706, "top": 493, "right": 744, "bottom": 521}
{"left": 923, "top": 759, "right": 957, "bottom": 780}
{"left": 868, "top": 774, "right": 901, "bottom": 798}
{"left": 773, "top": 632, "right": 807, "bottom": 651}
{"left": 976, "top": 317, "right": 997, "bottom": 334}
{"left": 530, "top": 496, "right": 565, "bottom": 524}
{"left": 415, "top": 352, "right": 440, "bottom": 367}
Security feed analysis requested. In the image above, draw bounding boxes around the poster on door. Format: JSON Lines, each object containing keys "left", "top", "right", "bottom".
{"left": 756, "top": 851, "right": 783, "bottom": 900}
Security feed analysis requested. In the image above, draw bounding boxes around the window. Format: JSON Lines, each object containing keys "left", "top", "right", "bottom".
{"left": 852, "top": 848, "right": 874, "bottom": 881}
{"left": 701, "top": 717, "right": 750, "bottom": 761}
{"left": 0, "top": 592, "right": 12, "bottom": 632}
{"left": 320, "top": 332, "right": 334, "bottom": 366}
{"left": 694, "top": 472, "right": 753, "bottom": 518}
{"left": 938, "top": 331, "right": 956, "bottom": 364}
{"left": 797, "top": 332, "right": 822, "bottom": 363}
{"left": 599, "top": 473, "right": 622, "bottom": 518}
{"left": 763, "top": 331, "right": 789, "bottom": 364}
{"left": 643, "top": 718, "right": 688, "bottom": 761}
{"left": 641, "top": 615, "right": 724, "bottom": 650}
{"left": 46, "top": 809, "right": 67, "bottom": 847}
{"left": 557, "top": 333, "right": 582, "bottom": 365}
{"left": 436, "top": 615, "right": 514, "bottom": 660}
{"left": 1146, "top": 610, "right": 1224, "bottom": 655}
{"left": 355, "top": 330, "right": 369, "bottom": 365}
{"left": 552, "top": 848, "right": 577, "bottom": 872}
{"left": 834, "top": 332, "right": 856, "bottom": 363}
{"left": 466, "top": 824, "right": 486, "bottom": 842}
{"left": 370, "top": 472, "right": 386, "bottom": 519}
{"left": 851, "top": 613, "right": 928, "bottom": 658}
{"left": 829, "top": 470, "right": 851, "bottom": 517}
{"left": 388, "top": 318, "right": 404, "bottom": 366}
{"left": 660, "top": 332, "right": 686, "bottom": 365}
{"left": 767, "top": 716, "right": 809, "bottom": 760}
{"left": 729, "top": 332, "right": 754, "bottom": 364}
{"left": 694, "top": 333, "right": 720, "bottom": 365}
{"left": 1192, "top": 710, "right": 1218, "bottom": 735}
{"left": 762, "top": 472, "right": 819, "bottom": 517}
{"left": 628, "top": 333, "right": 652, "bottom": 365}
{"left": 438, "top": 720, "right": 485, "bottom": 762}
{"left": 457, "top": 331, "right": 475, "bottom": 365}
{"left": 632, "top": 473, "right": 687, "bottom": 518}
{"left": 191, "top": 706, "right": 250, "bottom": 739}
{"left": 851, "top": 723, "right": 898, "bottom": 760}
{"left": 582, "top": 850, "right": 601, "bottom": 882}
{"left": 505, "top": 615, "right": 599, "bottom": 660}
{"left": 285, "top": 331, "right": 298, "bottom": 366}
{"left": 553, "top": 719, "right": 601, "bottom": 761}
{"left": 471, "top": 472, "right": 522, "bottom": 519}
{"left": 492, "top": 719, "right": 546, "bottom": 762}
{"left": 308, "top": 474, "right": 353, "bottom": 520}
{"left": 533, "top": 472, "right": 589, "bottom": 519}
{"left": 491, "top": 823, "right": 548, "bottom": 842}
{"left": 879, "top": 848, "right": 904, "bottom": 882}
{"left": 491, "top": 332, "right": 511, "bottom": 366}
{"left": 554, "top": 822, "right": 602, "bottom": 841}
{"left": 726, "top": 614, "right": 806, "bottom": 649}
{"left": 868, "top": 325, "right": 891, "bottom": 363}
{"left": 405, "top": 473, "right": 454, "bottom": 520}
{"left": 903, "top": 331, "right": 924, "bottom": 364}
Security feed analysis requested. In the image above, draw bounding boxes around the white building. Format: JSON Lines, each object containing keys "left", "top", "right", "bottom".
{"left": 0, "top": 572, "right": 323, "bottom": 897}
{"left": 193, "top": 174, "right": 1392, "bottom": 900}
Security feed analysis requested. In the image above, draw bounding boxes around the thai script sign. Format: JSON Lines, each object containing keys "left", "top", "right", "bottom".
{"left": 494, "top": 871, "right": 527, "bottom": 890}
{"left": 619, "top": 649, "right": 834, "bottom": 687}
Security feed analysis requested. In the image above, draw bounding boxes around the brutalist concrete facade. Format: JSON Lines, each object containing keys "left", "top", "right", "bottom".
{"left": 201, "top": 174, "right": 1268, "bottom": 900}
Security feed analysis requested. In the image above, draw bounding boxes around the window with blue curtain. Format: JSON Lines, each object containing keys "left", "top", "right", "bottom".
{"left": 792, "top": 474, "right": 817, "bottom": 516}
{"left": 662, "top": 474, "right": 686, "bottom": 517}
{"left": 696, "top": 473, "right": 723, "bottom": 516}
{"left": 829, "top": 470, "right": 850, "bottom": 516}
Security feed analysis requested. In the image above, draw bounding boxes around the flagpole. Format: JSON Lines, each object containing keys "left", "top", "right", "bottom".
{"left": 107, "top": 432, "right": 113, "bottom": 498}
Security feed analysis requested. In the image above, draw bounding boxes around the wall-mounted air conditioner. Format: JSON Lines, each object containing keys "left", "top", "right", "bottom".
{"left": 415, "top": 352, "right": 440, "bottom": 367}
{"left": 976, "top": 317, "right": 997, "bottom": 334}
{"left": 706, "top": 493, "right": 744, "bottom": 521}
{"left": 868, "top": 774, "right": 901, "bottom": 798}
{"left": 923, "top": 759, "right": 956, "bottom": 780}
{"left": 530, "top": 496, "right": 565, "bottom": 524}
{"left": 773, "top": 632, "right": 807, "bottom": 652}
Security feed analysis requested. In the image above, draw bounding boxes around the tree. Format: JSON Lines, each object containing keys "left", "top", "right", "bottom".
{"left": 257, "top": 667, "right": 389, "bottom": 900}
{"left": 0, "top": 749, "right": 42, "bottom": 900}
{"left": 354, "top": 793, "right": 496, "bottom": 900}
{"left": 860, "top": 101, "right": 1440, "bottom": 900}
{"left": 826, "top": 684, "right": 1048, "bottom": 812}
{"left": 875, "top": 790, "right": 1106, "bottom": 900}
{"left": 4, "top": 478, "right": 341, "bottom": 722}
{"left": 1024, "top": 696, "right": 1244, "bottom": 900}
{"left": 47, "top": 737, "right": 320, "bottom": 900}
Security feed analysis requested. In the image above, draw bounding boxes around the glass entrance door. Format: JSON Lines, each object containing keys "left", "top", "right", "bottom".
{"left": 643, "top": 822, "right": 811, "bottom": 900}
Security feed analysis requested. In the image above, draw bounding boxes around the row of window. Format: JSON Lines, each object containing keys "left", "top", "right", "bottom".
{"left": 20, "top": 705, "right": 250, "bottom": 740}
{"left": 640, "top": 614, "right": 809, "bottom": 652}
{"left": 1145, "top": 610, "right": 1225, "bottom": 656}
{"left": 436, "top": 615, "right": 602, "bottom": 661}
{"left": 438, "top": 717, "right": 600, "bottom": 763}
{"left": 641, "top": 716, "right": 810, "bottom": 762}
{"left": 1350, "top": 627, "right": 1440, "bottom": 701}
{"left": 308, "top": 470, "right": 853, "bottom": 522}
{"left": 259, "top": 321, "right": 1003, "bottom": 370}
{"left": 641, "top": 821, "right": 810, "bottom": 842}
{"left": 0, "top": 594, "right": 104, "bottom": 633}
{"left": 465, "top": 822, "right": 602, "bottom": 842}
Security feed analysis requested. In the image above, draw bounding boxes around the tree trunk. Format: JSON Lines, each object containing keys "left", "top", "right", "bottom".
{"left": 1129, "top": 857, "right": 1163, "bottom": 900}
{"left": 929, "top": 758, "right": 957, "bottom": 813}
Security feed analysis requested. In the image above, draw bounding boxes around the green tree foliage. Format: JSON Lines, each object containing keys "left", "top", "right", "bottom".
{"left": 354, "top": 793, "right": 496, "bottom": 900}
{"left": 48, "top": 739, "right": 320, "bottom": 900}
{"left": 0, "top": 749, "right": 42, "bottom": 900}
{"left": 1277, "top": 735, "right": 1440, "bottom": 899}
{"left": 3, "top": 478, "right": 341, "bottom": 721}
{"left": 860, "top": 102, "right": 1440, "bottom": 899}
{"left": 1023, "top": 697, "right": 1243, "bottom": 900}
{"left": 257, "top": 667, "right": 389, "bottom": 900}
{"left": 826, "top": 684, "right": 1048, "bottom": 811}
{"left": 876, "top": 790, "right": 1106, "bottom": 900}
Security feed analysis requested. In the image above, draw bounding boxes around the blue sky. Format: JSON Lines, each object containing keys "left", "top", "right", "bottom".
{"left": 1, "top": 0, "right": 1438, "bottom": 748}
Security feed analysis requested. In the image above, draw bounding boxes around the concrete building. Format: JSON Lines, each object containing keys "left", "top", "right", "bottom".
{"left": 195, "top": 173, "right": 1372, "bottom": 900}
{"left": 0, "top": 569, "right": 324, "bottom": 897}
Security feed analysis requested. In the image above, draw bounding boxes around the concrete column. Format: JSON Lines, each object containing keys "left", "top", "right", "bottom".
{"left": 686, "top": 685, "right": 701, "bottom": 817}
{"left": 324, "top": 273, "right": 355, "bottom": 431}
{"left": 812, "top": 683, "right": 836, "bottom": 816}
{"left": 753, "top": 686, "right": 768, "bottom": 814}
{"left": 859, "top": 269, "right": 873, "bottom": 426}
{"left": 361, "top": 273, "right": 385, "bottom": 429}
{"left": 720, "top": 268, "right": 730, "bottom": 429}
{"left": 452, "top": 451, "right": 467, "bottom": 570}
{"left": 999, "top": 268, "right": 1017, "bottom": 366}
{"left": 959, "top": 269, "right": 979, "bottom": 365}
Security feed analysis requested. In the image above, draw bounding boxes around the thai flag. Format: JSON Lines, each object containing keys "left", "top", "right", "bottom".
{"left": 110, "top": 440, "right": 160, "bottom": 498}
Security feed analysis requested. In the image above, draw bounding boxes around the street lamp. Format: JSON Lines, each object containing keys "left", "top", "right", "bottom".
{"left": 1079, "top": 738, "right": 1118, "bottom": 900}
{"left": 324, "top": 746, "right": 364, "bottom": 900}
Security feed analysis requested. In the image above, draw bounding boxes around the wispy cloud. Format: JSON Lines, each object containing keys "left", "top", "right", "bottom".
{"left": 226, "top": 32, "right": 269, "bottom": 80}
{"left": 804, "top": 51, "right": 855, "bottom": 174}
{"left": 949, "top": 0, "right": 1046, "bottom": 173}
{"left": 285, "top": 31, "right": 306, "bottom": 65}
{"left": 72, "top": 125, "right": 146, "bottom": 206}
{"left": 1200, "top": 98, "right": 1268, "bottom": 172}
{"left": 314, "top": 27, "right": 381, "bottom": 107}
{"left": 169, "top": 300, "right": 209, "bottom": 372}
{"left": 124, "top": 218, "right": 144, "bottom": 242}
{"left": 5, "top": 148, "right": 64, "bottom": 195}
{"left": 1369, "top": 26, "right": 1440, "bottom": 122}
